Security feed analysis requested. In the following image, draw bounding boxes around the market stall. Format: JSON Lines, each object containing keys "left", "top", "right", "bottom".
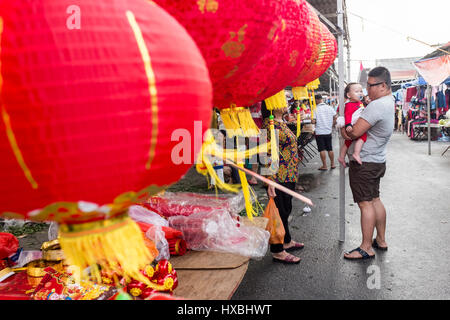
{"left": 0, "top": 192, "right": 271, "bottom": 300}
{"left": 0, "top": 0, "right": 337, "bottom": 300}
{"left": 399, "top": 76, "right": 449, "bottom": 142}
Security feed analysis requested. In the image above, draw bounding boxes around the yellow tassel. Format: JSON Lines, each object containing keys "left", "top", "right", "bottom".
{"left": 236, "top": 107, "right": 260, "bottom": 137}
{"left": 297, "top": 108, "right": 301, "bottom": 138}
{"left": 237, "top": 163, "right": 256, "bottom": 221}
{"left": 292, "top": 87, "right": 309, "bottom": 100}
{"left": 309, "top": 90, "right": 314, "bottom": 120}
{"left": 312, "top": 89, "right": 317, "bottom": 110}
{"left": 264, "top": 90, "right": 287, "bottom": 111}
{"left": 58, "top": 215, "right": 167, "bottom": 291}
{"left": 268, "top": 112, "right": 279, "bottom": 163}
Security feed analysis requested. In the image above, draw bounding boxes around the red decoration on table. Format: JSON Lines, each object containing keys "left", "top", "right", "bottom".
{"left": 124, "top": 259, "right": 178, "bottom": 299}
{"left": 0, "top": 232, "right": 18, "bottom": 260}
{"left": 0, "top": 271, "right": 34, "bottom": 300}
{"left": 136, "top": 221, "right": 187, "bottom": 256}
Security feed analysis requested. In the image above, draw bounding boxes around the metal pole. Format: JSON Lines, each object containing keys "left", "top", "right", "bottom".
{"left": 427, "top": 85, "right": 431, "bottom": 155}
{"left": 347, "top": 45, "right": 351, "bottom": 82}
{"left": 337, "top": 0, "right": 345, "bottom": 242}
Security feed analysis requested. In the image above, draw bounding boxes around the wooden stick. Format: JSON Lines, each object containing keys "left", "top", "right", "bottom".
{"left": 225, "top": 159, "right": 314, "bottom": 207}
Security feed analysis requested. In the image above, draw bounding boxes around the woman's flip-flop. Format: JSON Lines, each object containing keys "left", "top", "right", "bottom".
{"left": 285, "top": 242, "right": 305, "bottom": 252}
{"left": 272, "top": 254, "right": 301, "bottom": 264}
{"left": 343, "top": 247, "right": 375, "bottom": 260}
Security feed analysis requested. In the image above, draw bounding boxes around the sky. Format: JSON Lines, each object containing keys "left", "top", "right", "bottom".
{"left": 345, "top": 0, "right": 449, "bottom": 82}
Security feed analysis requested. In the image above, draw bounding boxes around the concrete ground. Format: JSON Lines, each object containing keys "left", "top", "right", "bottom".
{"left": 232, "top": 131, "right": 450, "bottom": 300}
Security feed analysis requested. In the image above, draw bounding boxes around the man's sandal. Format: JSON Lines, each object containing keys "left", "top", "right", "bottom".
{"left": 372, "top": 239, "right": 388, "bottom": 251}
{"left": 343, "top": 247, "right": 375, "bottom": 260}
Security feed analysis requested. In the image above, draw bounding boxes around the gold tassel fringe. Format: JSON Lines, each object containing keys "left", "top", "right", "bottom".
{"left": 58, "top": 214, "right": 167, "bottom": 291}
{"left": 264, "top": 90, "right": 287, "bottom": 111}
{"left": 220, "top": 106, "right": 259, "bottom": 138}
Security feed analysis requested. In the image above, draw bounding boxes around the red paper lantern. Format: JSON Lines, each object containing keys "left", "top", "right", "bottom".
{"left": 153, "top": 0, "right": 283, "bottom": 109}
{"left": 214, "top": 0, "right": 310, "bottom": 108}
{"left": 0, "top": 0, "right": 212, "bottom": 283}
{"left": 0, "top": 0, "right": 212, "bottom": 221}
{"left": 290, "top": 2, "right": 323, "bottom": 87}
{"left": 296, "top": 21, "right": 337, "bottom": 86}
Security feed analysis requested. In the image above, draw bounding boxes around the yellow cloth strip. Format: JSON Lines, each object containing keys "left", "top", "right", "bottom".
{"left": 297, "top": 111, "right": 301, "bottom": 138}
{"left": 0, "top": 17, "right": 38, "bottom": 189}
{"left": 237, "top": 163, "right": 256, "bottom": 220}
{"left": 126, "top": 11, "right": 159, "bottom": 170}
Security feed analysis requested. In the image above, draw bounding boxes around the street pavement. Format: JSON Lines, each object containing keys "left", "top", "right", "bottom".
{"left": 232, "top": 131, "right": 450, "bottom": 300}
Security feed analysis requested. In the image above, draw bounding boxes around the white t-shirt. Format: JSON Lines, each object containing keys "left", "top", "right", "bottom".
{"left": 314, "top": 102, "right": 336, "bottom": 135}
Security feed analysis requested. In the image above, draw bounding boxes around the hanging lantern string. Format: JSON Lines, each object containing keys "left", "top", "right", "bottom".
{"left": 348, "top": 11, "right": 450, "bottom": 56}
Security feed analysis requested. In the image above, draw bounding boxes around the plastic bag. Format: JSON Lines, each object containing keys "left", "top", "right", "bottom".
{"left": 143, "top": 191, "right": 247, "bottom": 218}
{"left": 335, "top": 116, "right": 345, "bottom": 129}
{"left": 48, "top": 222, "right": 59, "bottom": 241}
{"left": 145, "top": 226, "right": 170, "bottom": 261}
{"left": 263, "top": 198, "right": 285, "bottom": 245}
{"left": 168, "top": 209, "right": 269, "bottom": 259}
{"left": 128, "top": 205, "right": 169, "bottom": 227}
{"left": 15, "top": 250, "right": 43, "bottom": 268}
{"left": 1, "top": 219, "right": 25, "bottom": 231}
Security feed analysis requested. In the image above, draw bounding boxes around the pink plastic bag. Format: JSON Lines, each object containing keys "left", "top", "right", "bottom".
{"left": 168, "top": 209, "right": 269, "bottom": 259}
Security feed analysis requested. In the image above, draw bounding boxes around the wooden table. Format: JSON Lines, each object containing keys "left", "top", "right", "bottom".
{"left": 171, "top": 251, "right": 250, "bottom": 300}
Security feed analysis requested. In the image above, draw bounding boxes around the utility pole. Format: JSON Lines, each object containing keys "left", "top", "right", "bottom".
{"left": 337, "top": 0, "right": 345, "bottom": 242}
{"left": 427, "top": 85, "right": 431, "bottom": 155}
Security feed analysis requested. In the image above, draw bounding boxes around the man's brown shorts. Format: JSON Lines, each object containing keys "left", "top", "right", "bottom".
{"left": 349, "top": 161, "right": 386, "bottom": 203}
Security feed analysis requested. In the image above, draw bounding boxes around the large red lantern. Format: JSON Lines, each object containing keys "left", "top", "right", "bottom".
{"left": 290, "top": 2, "right": 323, "bottom": 87}
{"left": 214, "top": 0, "right": 310, "bottom": 109}
{"left": 153, "top": 0, "right": 282, "bottom": 109}
{"left": 296, "top": 21, "right": 337, "bottom": 86}
{"left": 0, "top": 0, "right": 212, "bottom": 284}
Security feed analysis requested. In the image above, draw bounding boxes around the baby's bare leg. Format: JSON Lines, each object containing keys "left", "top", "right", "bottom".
{"left": 352, "top": 139, "right": 365, "bottom": 165}
{"left": 338, "top": 143, "right": 348, "bottom": 168}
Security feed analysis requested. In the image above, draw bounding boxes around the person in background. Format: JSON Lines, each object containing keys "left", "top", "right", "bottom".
{"left": 261, "top": 100, "right": 304, "bottom": 264}
{"left": 313, "top": 94, "right": 337, "bottom": 171}
{"left": 341, "top": 66, "right": 394, "bottom": 260}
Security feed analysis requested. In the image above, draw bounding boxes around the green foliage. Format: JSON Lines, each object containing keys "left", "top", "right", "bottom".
{"left": 1, "top": 221, "right": 47, "bottom": 237}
